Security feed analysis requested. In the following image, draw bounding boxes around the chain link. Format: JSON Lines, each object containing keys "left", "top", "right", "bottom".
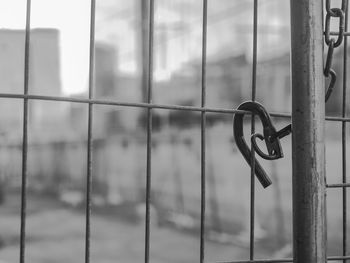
{"left": 324, "top": 0, "right": 347, "bottom": 102}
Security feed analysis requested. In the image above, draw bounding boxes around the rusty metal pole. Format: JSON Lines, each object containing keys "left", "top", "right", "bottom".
{"left": 290, "top": 0, "right": 326, "bottom": 262}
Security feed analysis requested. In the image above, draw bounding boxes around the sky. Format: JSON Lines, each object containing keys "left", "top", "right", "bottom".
{"left": 0, "top": 0, "right": 91, "bottom": 95}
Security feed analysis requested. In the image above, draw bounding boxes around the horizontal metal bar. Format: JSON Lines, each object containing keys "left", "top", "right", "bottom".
{"left": 0, "top": 93, "right": 258, "bottom": 114}
{"left": 214, "top": 255, "right": 350, "bottom": 263}
{"left": 327, "top": 183, "right": 350, "bottom": 188}
{"left": 214, "top": 259, "right": 293, "bottom": 263}
{"left": 328, "top": 255, "right": 350, "bottom": 260}
{"left": 327, "top": 116, "right": 350, "bottom": 121}
{"left": 330, "top": 31, "right": 350, "bottom": 36}
{"left": 0, "top": 93, "right": 349, "bottom": 122}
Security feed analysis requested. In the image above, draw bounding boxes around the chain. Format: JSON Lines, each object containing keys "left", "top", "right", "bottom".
{"left": 324, "top": 0, "right": 347, "bottom": 102}
{"left": 232, "top": 1, "right": 349, "bottom": 187}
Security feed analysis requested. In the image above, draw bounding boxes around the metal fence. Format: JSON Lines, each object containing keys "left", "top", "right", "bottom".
{"left": 2, "top": 0, "right": 350, "bottom": 262}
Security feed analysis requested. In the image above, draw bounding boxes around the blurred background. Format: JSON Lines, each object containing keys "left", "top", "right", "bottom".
{"left": 0, "top": 0, "right": 348, "bottom": 262}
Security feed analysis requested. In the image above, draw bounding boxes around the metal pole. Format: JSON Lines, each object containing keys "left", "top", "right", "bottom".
{"left": 290, "top": 0, "right": 326, "bottom": 262}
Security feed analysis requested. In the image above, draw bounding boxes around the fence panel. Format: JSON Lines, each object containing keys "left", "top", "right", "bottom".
{"left": 0, "top": 0, "right": 349, "bottom": 262}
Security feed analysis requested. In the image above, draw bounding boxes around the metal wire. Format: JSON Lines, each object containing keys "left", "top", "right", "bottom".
{"left": 7, "top": 0, "right": 350, "bottom": 262}
{"left": 145, "top": 0, "right": 154, "bottom": 262}
{"left": 20, "top": 1, "right": 31, "bottom": 262}
{"left": 341, "top": 1, "right": 349, "bottom": 261}
{"left": 213, "top": 255, "right": 350, "bottom": 263}
{"left": 0, "top": 93, "right": 349, "bottom": 121}
{"left": 215, "top": 259, "right": 293, "bottom": 263}
{"left": 84, "top": 0, "right": 96, "bottom": 262}
{"left": 200, "top": 0, "right": 208, "bottom": 262}
{"left": 249, "top": 0, "right": 258, "bottom": 259}
{"left": 327, "top": 183, "right": 350, "bottom": 188}
{"left": 331, "top": 31, "right": 350, "bottom": 36}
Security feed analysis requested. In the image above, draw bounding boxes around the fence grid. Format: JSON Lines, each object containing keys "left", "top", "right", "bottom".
{"left": 12, "top": 0, "right": 350, "bottom": 262}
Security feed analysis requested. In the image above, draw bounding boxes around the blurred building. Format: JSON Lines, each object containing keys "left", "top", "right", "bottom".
{"left": 70, "top": 43, "right": 142, "bottom": 137}
{"left": 154, "top": 52, "right": 290, "bottom": 112}
{"left": 154, "top": 49, "right": 344, "bottom": 117}
{"left": 0, "top": 28, "right": 66, "bottom": 140}
{"left": 96, "top": 0, "right": 290, "bottom": 78}
{"left": 68, "top": 0, "right": 346, "bottom": 134}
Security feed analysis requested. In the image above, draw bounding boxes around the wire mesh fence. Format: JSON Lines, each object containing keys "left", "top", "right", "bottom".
{"left": 0, "top": 0, "right": 349, "bottom": 262}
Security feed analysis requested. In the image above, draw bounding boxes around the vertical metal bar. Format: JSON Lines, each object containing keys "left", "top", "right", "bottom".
{"left": 207, "top": 135, "right": 222, "bottom": 233}
{"left": 20, "top": 1, "right": 31, "bottom": 262}
{"left": 342, "top": 1, "right": 349, "bottom": 261}
{"left": 200, "top": 0, "right": 208, "bottom": 262}
{"left": 85, "top": 0, "right": 96, "bottom": 262}
{"left": 140, "top": 0, "right": 150, "bottom": 103}
{"left": 290, "top": 0, "right": 326, "bottom": 262}
{"left": 144, "top": 0, "right": 154, "bottom": 262}
{"left": 249, "top": 0, "right": 258, "bottom": 260}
